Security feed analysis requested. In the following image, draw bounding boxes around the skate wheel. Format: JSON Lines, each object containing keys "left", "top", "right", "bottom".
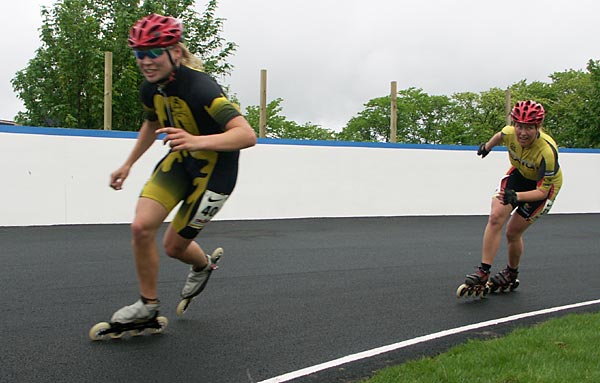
{"left": 211, "top": 247, "right": 224, "bottom": 263}
{"left": 176, "top": 298, "right": 191, "bottom": 316}
{"left": 149, "top": 316, "right": 169, "bottom": 334}
{"left": 109, "top": 331, "right": 125, "bottom": 339}
{"left": 456, "top": 284, "right": 468, "bottom": 298}
{"left": 89, "top": 322, "right": 111, "bottom": 341}
{"left": 511, "top": 280, "right": 520, "bottom": 290}
{"left": 487, "top": 283, "right": 498, "bottom": 293}
{"left": 130, "top": 329, "right": 145, "bottom": 337}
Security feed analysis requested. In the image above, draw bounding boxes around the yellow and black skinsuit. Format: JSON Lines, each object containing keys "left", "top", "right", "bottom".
{"left": 499, "top": 125, "right": 563, "bottom": 222}
{"left": 140, "top": 65, "right": 242, "bottom": 238}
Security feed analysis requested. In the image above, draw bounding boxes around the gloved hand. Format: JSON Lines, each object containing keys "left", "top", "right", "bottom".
{"left": 477, "top": 143, "right": 490, "bottom": 158}
{"left": 502, "top": 189, "right": 518, "bottom": 205}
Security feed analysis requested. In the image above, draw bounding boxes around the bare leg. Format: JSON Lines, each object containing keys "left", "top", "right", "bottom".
{"left": 163, "top": 225, "right": 209, "bottom": 271}
{"left": 505, "top": 213, "right": 532, "bottom": 268}
{"left": 130, "top": 197, "right": 169, "bottom": 299}
{"left": 481, "top": 198, "right": 513, "bottom": 265}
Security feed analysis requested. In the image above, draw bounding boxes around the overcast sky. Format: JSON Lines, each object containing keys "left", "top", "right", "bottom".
{"left": 3, "top": 0, "right": 599, "bottom": 130}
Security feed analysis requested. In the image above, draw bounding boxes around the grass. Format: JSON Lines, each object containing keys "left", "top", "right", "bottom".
{"left": 357, "top": 311, "right": 600, "bottom": 383}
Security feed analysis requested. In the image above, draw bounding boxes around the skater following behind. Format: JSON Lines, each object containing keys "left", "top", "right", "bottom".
{"left": 458, "top": 100, "right": 563, "bottom": 297}
{"left": 104, "top": 14, "right": 256, "bottom": 329}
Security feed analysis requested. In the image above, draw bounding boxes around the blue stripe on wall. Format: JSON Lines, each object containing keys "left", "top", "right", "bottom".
{"left": 1, "top": 125, "right": 598, "bottom": 153}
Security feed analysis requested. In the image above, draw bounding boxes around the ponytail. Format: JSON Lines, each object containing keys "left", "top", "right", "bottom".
{"left": 178, "top": 43, "right": 204, "bottom": 71}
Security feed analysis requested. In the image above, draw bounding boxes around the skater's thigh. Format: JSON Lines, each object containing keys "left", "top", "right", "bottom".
{"left": 133, "top": 197, "right": 170, "bottom": 231}
{"left": 140, "top": 152, "right": 191, "bottom": 214}
{"left": 505, "top": 213, "right": 532, "bottom": 238}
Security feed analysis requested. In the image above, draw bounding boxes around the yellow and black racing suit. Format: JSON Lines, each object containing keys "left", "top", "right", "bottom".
{"left": 139, "top": 65, "right": 242, "bottom": 238}
{"left": 499, "top": 125, "right": 563, "bottom": 222}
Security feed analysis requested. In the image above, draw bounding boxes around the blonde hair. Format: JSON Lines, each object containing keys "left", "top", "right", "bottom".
{"left": 177, "top": 42, "right": 204, "bottom": 71}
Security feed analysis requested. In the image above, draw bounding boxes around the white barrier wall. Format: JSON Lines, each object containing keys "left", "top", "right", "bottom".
{"left": 1, "top": 126, "right": 599, "bottom": 226}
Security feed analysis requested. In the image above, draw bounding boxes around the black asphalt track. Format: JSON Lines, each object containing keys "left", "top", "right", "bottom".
{"left": 1, "top": 214, "right": 599, "bottom": 383}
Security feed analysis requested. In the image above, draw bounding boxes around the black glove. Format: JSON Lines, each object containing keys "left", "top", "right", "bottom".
{"left": 477, "top": 143, "right": 490, "bottom": 158}
{"left": 503, "top": 189, "right": 518, "bottom": 205}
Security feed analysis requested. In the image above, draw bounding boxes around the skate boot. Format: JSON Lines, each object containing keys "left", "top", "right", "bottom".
{"left": 111, "top": 298, "right": 160, "bottom": 323}
{"left": 176, "top": 247, "right": 224, "bottom": 316}
{"left": 488, "top": 266, "right": 520, "bottom": 293}
{"left": 88, "top": 298, "right": 168, "bottom": 341}
{"left": 456, "top": 267, "right": 490, "bottom": 298}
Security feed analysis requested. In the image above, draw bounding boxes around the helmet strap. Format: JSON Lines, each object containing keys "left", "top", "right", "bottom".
{"left": 165, "top": 49, "right": 178, "bottom": 68}
{"left": 155, "top": 49, "right": 179, "bottom": 86}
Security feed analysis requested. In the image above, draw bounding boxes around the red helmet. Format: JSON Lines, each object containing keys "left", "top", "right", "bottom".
{"left": 511, "top": 100, "right": 545, "bottom": 124}
{"left": 128, "top": 14, "right": 183, "bottom": 49}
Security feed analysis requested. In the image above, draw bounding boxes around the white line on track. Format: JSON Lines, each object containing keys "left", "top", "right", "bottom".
{"left": 257, "top": 299, "right": 600, "bottom": 383}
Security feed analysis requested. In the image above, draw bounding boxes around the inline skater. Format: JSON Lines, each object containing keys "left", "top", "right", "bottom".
{"left": 102, "top": 14, "right": 256, "bottom": 330}
{"left": 458, "top": 100, "right": 563, "bottom": 297}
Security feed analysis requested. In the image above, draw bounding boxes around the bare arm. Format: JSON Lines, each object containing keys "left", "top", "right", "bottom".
{"left": 516, "top": 188, "right": 549, "bottom": 202}
{"left": 110, "top": 120, "right": 160, "bottom": 190}
{"left": 482, "top": 131, "right": 503, "bottom": 152}
{"left": 156, "top": 115, "right": 257, "bottom": 152}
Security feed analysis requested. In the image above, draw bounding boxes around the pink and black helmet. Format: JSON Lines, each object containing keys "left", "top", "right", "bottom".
{"left": 128, "top": 14, "right": 183, "bottom": 49}
{"left": 511, "top": 100, "right": 545, "bottom": 124}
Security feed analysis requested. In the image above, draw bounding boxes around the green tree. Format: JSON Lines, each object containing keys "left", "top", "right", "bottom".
{"left": 337, "top": 96, "right": 390, "bottom": 142}
{"left": 579, "top": 60, "right": 600, "bottom": 148}
{"left": 337, "top": 73, "right": 600, "bottom": 148}
{"left": 542, "top": 69, "right": 590, "bottom": 147}
{"left": 245, "top": 98, "right": 335, "bottom": 140}
{"left": 338, "top": 88, "right": 455, "bottom": 144}
{"left": 413, "top": 93, "right": 454, "bottom": 144}
{"left": 336, "top": 60, "right": 600, "bottom": 148}
{"left": 12, "top": 0, "right": 236, "bottom": 130}
{"left": 509, "top": 68, "right": 600, "bottom": 148}
{"left": 446, "top": 92, "right": 491, "bottom": 145}
{"left": 585, "top": 60, "right": 600, "bottom": 147}
{"left": 471, "top": 87, "right": 509, "bottom": 140}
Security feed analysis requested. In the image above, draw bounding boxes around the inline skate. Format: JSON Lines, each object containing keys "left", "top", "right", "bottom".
{"left": 487, "top": 266, "right": 520, "bottom": 293}
{"left": 176, "top": 247, "right": 224, "bottom": 316}
{"left": 89, "top": 298, "right": 168, "bottom": 341}
{"left": 456, "top": 267, "right": 490, "bottom": 298}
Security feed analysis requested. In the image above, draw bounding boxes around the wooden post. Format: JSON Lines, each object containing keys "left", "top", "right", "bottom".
{"left": 505, "top": 87, "right": 511, "bottom": 126}
{"left": 104, "top": 52, "right": 113, "bottom": 131}
{"left": 390, "top": 81, "right": 397, "bottom": 143}
{"left": 259, "top": 69, "right": 267, "bottom": 138}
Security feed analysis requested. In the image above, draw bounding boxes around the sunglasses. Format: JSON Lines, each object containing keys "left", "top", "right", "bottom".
{"left": 133, "top": 47, "right": 167, "bottom": 60}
